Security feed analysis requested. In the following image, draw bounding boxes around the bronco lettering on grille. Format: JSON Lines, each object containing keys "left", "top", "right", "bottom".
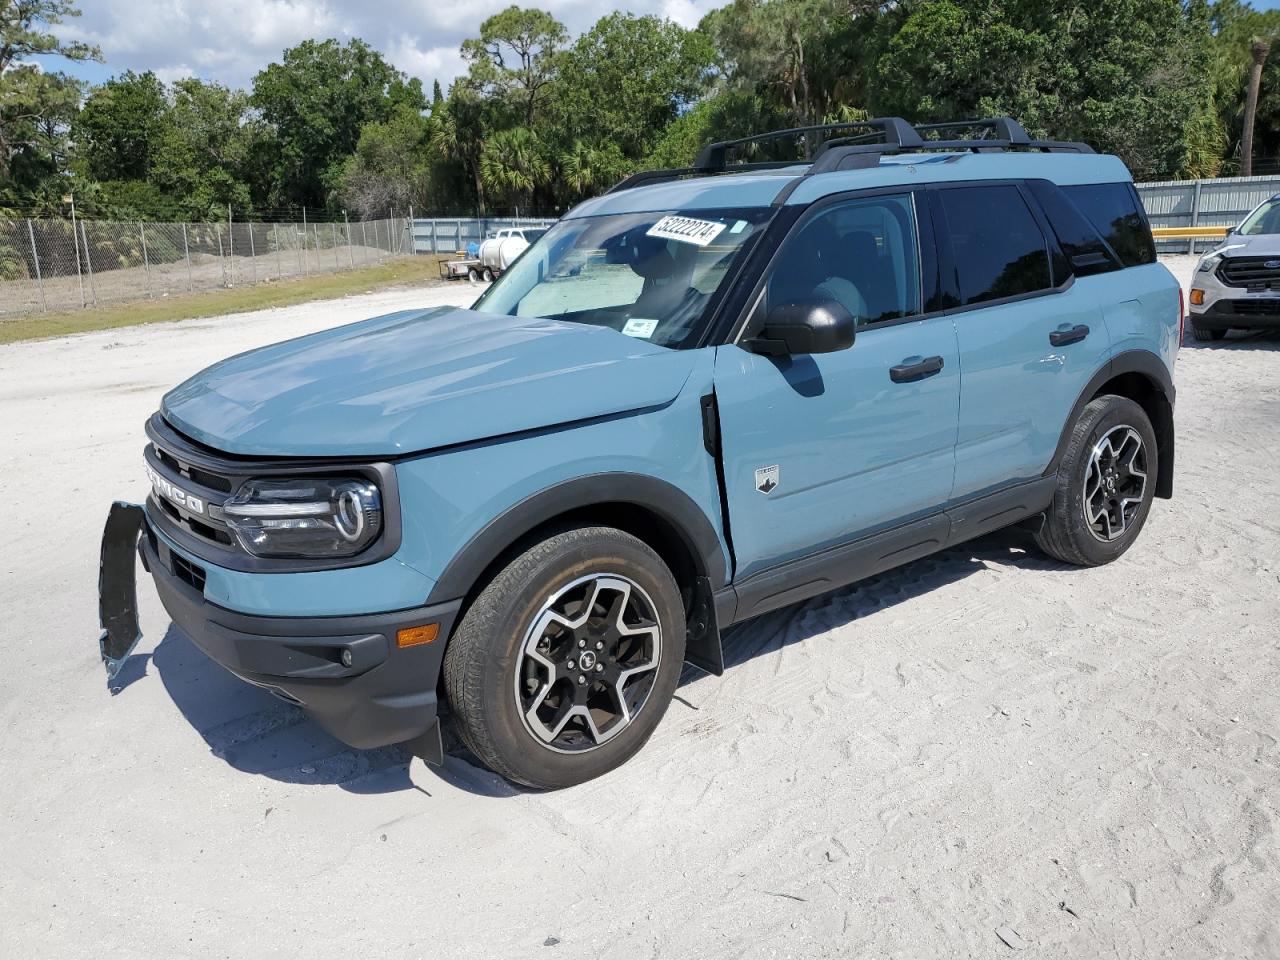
{"left": 145, "top": 462, "right": 205, "bottom": 515}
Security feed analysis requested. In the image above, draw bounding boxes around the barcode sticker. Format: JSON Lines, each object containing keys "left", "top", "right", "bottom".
{"left": 646, "top": 215, "right": 727, "bottom": 247}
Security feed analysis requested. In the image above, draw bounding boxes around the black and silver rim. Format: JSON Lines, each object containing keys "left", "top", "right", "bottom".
{"left": 1083, "top": 424, "right": 1148, "bottom": 542}
{"left": 514, "top": 574, "right": 662, "bottom": 754}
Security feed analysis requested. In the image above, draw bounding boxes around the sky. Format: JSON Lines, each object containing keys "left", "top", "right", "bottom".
{"left": 32, "top": 0, "right": 731, "bottom": 93}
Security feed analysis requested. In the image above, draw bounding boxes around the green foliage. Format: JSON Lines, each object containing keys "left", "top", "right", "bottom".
{"left": 74, "top": 71, "right": 169, "bottom": 181}
{"left": 461, "top": 6, "right": 568, "bottom": 127}
{"left": 250, "top": 38, "right": 426, "bottom": 209}
{"left": 339, "top": 104, "right": 433, "bottom": 218}
{"left": 869, "top": 0, "right": 1218, "bottom": 180}
{"left": 8, "top": 0, "right": 1280, "bottom": 224}
{"left": 552, "top": 13, "right": 714, "bottom": 161}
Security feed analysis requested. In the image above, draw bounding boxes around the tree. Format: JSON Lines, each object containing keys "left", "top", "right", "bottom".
{"left": 461, "top": 6, "right": 567, "bottom": 127}
{"left": 1241, "top": 36, "right": 1273, "bottom": 176}
{"left": 553, "top": 13, "right": 713, "bottom": 162}
{"left": 73, "top": 71, "right": 170, "bottom": 181}
{"left": 702, "top": 0, "right": 879, "bottom": 135}
{"left": 870, "top": 0, "right": 1217, "bottom": 180}
{"left": 150, "top": 79, "right": 259, "bottom": 219}
{"left": 251, "top": 38, "right": 425, "bottom": 209}
{"left": 0, "top": 0, "right": 100, "bottom": 189}
{"left": 429, "top": 89, "right": 491, "bottom": 217}
{"left": 340, "top": 104, "right": 432, "bottom": 218}
{"left": 480, "top": 126, "right": 550, "bottom": 210}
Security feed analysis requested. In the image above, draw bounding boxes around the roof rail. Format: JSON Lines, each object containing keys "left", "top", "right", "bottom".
{"left": 605, "top": 117, "right": 1094, "bottom": 195}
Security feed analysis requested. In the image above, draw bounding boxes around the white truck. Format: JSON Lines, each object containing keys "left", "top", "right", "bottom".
{"left": 439, "top": 227, "right": 547, "bottom": 282}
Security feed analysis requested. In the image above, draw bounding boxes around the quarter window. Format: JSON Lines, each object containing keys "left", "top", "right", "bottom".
{"left": 1027, "top": 180, "right": 1121, "bottom": 278}
{"left": 762, "top": 194, "right": 922, "bottom": 327}
{"left": 1061, "top": 183, "right": 1157, "bottom": 267}
{"left": 938, "top": 185, "right": 1052, "bottom": 306}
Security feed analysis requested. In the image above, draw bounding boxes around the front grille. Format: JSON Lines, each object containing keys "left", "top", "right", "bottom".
{"left": 1218, "top": 257, "right": 1280, "bottom": 288}
{"left": 1228, "top": 298, "right": 1280, "bottom": 316}
{"left": 171, "top": 552, "right": 207, "bottom": 592}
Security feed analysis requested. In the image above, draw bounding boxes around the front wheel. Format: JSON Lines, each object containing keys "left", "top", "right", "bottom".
{"left": 1035, "top": 395, "right": 1158, "bottom": 566}
{"left": 1191, "top": 323, "right": 1226, "bottom": 342}
{"left": 443, "top": 526, "right": 686, "bottom": 789}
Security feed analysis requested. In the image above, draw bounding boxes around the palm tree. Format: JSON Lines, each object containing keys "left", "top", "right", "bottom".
{"left": 1241, "top": 37, "right": 1273, "bottom": 177}
{"left": 429, "top": 98, "right": 488, "bottom": 217}
{"left": 480, "top": 127, "right": 550, "bottom": 212}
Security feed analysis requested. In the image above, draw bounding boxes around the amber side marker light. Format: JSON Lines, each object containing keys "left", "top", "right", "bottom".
{"left": 1190, "top": 288, "right": 1206, "bottom": 306}
{"left": 397, "top": 623, "right": 439, "bottom": 648}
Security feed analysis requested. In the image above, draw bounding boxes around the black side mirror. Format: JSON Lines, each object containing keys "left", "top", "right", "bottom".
{"left": 746, "top": 299, "right": 856, "bottom": 356}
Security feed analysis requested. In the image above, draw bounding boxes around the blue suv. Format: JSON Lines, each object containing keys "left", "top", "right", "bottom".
{"left": 99, "top": 118, "right": 1180, "bottom": 788}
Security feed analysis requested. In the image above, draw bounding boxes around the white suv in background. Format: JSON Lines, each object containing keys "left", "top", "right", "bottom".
{"left": 1189, "top": 194, "right": 1280, "bottom": 341}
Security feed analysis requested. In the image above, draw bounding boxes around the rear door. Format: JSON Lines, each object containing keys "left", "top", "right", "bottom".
{"left": 712, "top": 190, "right": 961, "bottom": 580}
{"left": 933, "top": 182, "right": 1112, "bottom": 502}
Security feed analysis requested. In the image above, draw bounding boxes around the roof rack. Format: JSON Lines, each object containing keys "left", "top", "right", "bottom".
{"left": 606, "top": 116, "right": 1093, "bottom": 194}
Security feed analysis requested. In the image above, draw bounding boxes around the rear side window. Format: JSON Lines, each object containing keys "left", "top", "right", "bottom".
{"left": 937, "top": 185, "right": 1052, "bottom": 306}
{"left": 1027, "top": 180, "right": 1121, "bottom": 278}
{"left": 1061, "top": 183, "right": 1156, "bottom": 267}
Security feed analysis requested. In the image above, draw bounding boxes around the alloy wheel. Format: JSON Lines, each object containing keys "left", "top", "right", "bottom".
{"left": 1083, "top": 424, "right": 1148, "bottom": 542}
{"left": 514, "top": 574, "right": 662, "bottom": 753}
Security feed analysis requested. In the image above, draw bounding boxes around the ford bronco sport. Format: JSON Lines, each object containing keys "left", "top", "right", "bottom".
{"left": 100, "top": 118, "right": 1180, "bottom": 789}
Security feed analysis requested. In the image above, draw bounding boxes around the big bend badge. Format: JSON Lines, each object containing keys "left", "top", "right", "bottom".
{"left": 755, "top": 465, "right": 780, "bottom": 495}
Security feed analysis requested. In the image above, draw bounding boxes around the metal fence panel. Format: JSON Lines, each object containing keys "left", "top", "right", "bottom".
{"left": 408, "top": 216, "right": 558, "bottom": 255}
{"left": 1136, "top": 175, "right": 1280, "bottom": 254}
{"left": 0, "top": 216, "right": 410, "bottom": 320}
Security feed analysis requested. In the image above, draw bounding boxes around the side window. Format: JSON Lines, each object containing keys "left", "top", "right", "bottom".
{"left": 937, "top": 185, "right": 1052, "bottom": 306}
{"left": 763, "top": 194, "right": 922, "bottom": 327}
{"left": 1061, "top": 182, "right": 1157, "bottom": 267}
{"left": 1027, "top": 179, "right": 1122, "bottom": 278}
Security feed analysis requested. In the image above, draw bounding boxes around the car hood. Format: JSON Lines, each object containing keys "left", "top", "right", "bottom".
{"left": 161, "top": 307, "right": 697, "bottom": 458}
{"left": 1215, "top": 234, "right": 1280, "bottom": 258}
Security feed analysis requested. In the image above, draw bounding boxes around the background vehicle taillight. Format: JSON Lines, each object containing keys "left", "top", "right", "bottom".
{"left": 1178, "top": 287, "right": 1185, "bottom": 348}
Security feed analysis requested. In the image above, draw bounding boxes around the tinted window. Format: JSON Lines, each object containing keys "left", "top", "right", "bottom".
{"left": 938, "top": 185, "right": 1051, "bottom": 305}
{"left": 1027, "top": 180, "right": 1121, "bottom": 278}
{"left": 763, "top": 194, "right": 922, "bottom": 327}
{"left": 1062, "top": 182, "right": 1156, "bottom": 267}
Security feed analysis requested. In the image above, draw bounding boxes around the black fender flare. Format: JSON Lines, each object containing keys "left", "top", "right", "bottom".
{"left": 426, "top": 472, "right": 729, "bottom": 605}
{"left": 1044, "top": 349, "right": 1176, "bottom": 498}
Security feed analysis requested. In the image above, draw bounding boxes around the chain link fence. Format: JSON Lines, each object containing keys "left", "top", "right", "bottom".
{"left": 0, "top": 216, "right": 410, "bottom": 319}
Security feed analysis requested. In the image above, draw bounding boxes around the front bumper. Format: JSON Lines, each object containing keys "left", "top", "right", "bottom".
{"left": 1190, "top": 297, "right": 1280, "bottom": 329}
{"left": 104, "top": 504, "right": 459, "bottom": 761}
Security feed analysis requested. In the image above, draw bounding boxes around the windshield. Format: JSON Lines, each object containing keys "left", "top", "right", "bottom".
{"left": 472, "top": 207, "right": 775, "bottom": 349}
{"left": 1240, "top": 196, "right": 1280, "bottom": 235}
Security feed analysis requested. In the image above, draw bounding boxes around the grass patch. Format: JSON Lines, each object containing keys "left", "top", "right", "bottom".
{"left": 0, "top": 256, "right": 452, "bottom": 346}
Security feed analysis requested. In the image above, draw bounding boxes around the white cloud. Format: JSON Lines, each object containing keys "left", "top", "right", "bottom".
{"left": 48, "top": 0, "right": 732, "bottom": 93}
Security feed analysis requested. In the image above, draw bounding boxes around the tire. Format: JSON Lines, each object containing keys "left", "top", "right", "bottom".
{"left": 481, "top": 266, "right": 495, "bottom": 282}
{"left": 1191, "top": 323, "right": 1226, "bottom": 342}
{"left": 1035, "top": 395, "right": 1158, "bottom": 567}
{"left": 443, "top": 526, "right": 686, "bottom": 789}
{"left": 467, "top": 267, "right": 480, "bottom": 282}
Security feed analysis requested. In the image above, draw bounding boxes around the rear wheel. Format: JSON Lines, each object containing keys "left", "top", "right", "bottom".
{"left": 481, "top": 266, "right": 495, "bottom": 282}
{"left": 467, "top": 267, "right": 480, "bottom": 282}
{"left": 1035, "top": 395, "right": 1158, "bottom": 567}
{"left": 443, "top": 526, "right": 686, "bottom": 789}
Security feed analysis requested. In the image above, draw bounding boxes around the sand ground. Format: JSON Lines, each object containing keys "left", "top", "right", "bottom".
{"left": 1, "top": 259, "right": 1277, "bottom": 959}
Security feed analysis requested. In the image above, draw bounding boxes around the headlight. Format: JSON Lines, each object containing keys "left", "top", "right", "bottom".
{"left": 223, "top": 478, "right": 382, "bottom": 558}
{"left": 1197, "top": 253, "right": 1221, "bottom": 274}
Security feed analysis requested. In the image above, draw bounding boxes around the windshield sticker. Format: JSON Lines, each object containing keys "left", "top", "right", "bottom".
{"left": 646, "top": 215, "right": 727, "bottom": 247}
{"left": 729, "top": 219, "right": 748, "bottom": 234}
{"left": 622, "top": 318, "right": 659, "bottom": 339}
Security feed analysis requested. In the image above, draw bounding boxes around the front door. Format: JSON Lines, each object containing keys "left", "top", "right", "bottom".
{"left": 713, "top": 192, "right": 961, "bottom": 580}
